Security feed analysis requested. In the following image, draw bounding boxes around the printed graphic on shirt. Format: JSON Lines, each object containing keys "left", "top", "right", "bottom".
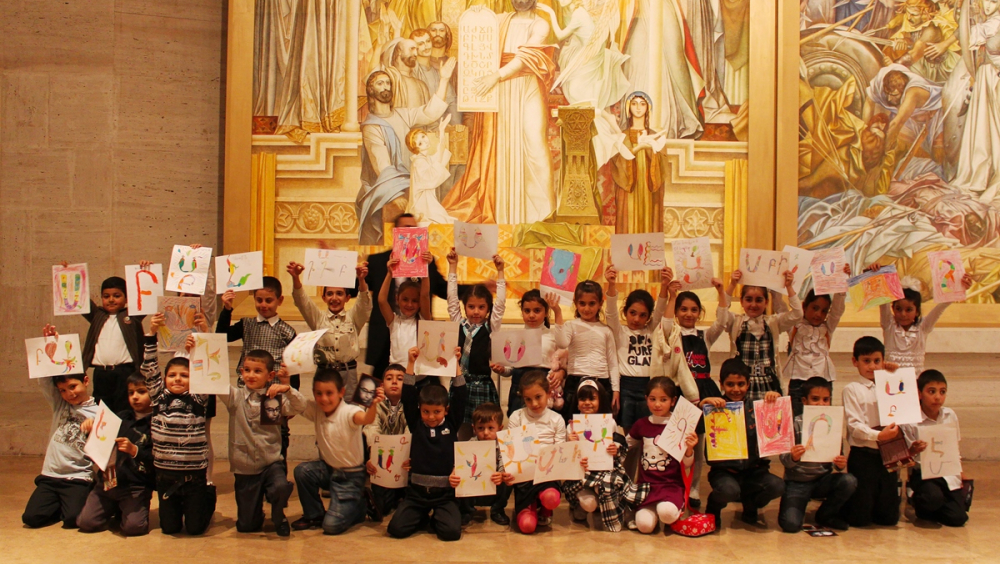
{"left": 53, "top": 411, "right": 88, "bottom": 450}
{"left": 627, "top": 334, "right": 652, "bottom": 366}
{"left": 641, "top": 437, "right": 670, "bottom": 471}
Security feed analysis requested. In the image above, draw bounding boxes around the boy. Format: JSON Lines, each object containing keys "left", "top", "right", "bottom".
{"left": 287, "top": 260, "right": 372, "bottom": 400}
{"left": 22, "top": 325, "right": 101, "bottom": 529}
{"left": 293, "top": 368, "right": 384, "bottom": 534}
{"left": 144, "top": 313, "right": 216, "bottom": 535}
{"left": 778, "top": 377, "right": 857, "bottom": 532}
{"left": 217, "top": 276, "right": 297, "bottom": 388}
{"left": 364, "top": 364, "right": 409, "bottom": 520}
{"left": 901, "top": 370, "right": 968, "bottom": 527}
{"left": 386, "top": 346, "right": 467, "bottom": 541}
{"left": 450, "top": 402, "right": 512, "bottom": 527}
{"left": 704, "top": 358, "right": 785, "bottom": 529}
{"left": 77, "top": 373, "right": 156, "bottom": 536}
{"left": 842, "top": 336, "right": 901, "bottom": 527}
{"left": 218, "top": 349, "right": 306, "bottom": 536}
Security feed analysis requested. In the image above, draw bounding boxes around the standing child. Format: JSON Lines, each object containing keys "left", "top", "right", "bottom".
{"left": 377, "top": 255, "right": 433, "bottom": 374}
{"left": 605, "top": 264, "right": 670, "bottom": 431}
{"left": 363, "top": 364, "right": 410, "bottom": 520}
{"left": 628, "top": 377, "right": 698, "bottom": 534}
{"left": 446, "top": 247, "right": 506, "bottom": 423}
{"left": 704, "top": 359, "right": 786, "bottom": 529}
{"left": 507, "top": 371, "right": 568, "bottom": 534}
{"left": 717, "top": 269, "right": 802, "bottom": 402}
{"left": 21, "top": 325, "right": 101, "bottom": 529}
{"left": 450, "top": 402, "right": 513, "bottom": 527}
{"left": 217, "top": 276, "right": 297, "bottom": 388}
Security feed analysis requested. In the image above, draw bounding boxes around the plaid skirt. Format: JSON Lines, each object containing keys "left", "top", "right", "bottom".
{"left": 452, "top": 373, "right": 498, "bottom": 424}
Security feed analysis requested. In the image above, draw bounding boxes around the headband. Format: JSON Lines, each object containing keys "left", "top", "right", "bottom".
{"left": 577, "top": 379, "right": 599, "bottom": 392}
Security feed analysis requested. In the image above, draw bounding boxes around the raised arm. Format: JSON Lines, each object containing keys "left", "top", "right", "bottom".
{"left": 489, "top": 254, "right": 506, "bottom": 332}
{"left": 216, "top": 291, "right": 244, "bottom": 342}
{"left": 826, "top": 292, "right": 847, "bottom": 333}
{"left": 446, "top": 247, "right": 462, "bottom": 322}
{"left": 378, "top": 264, "right": 397, "bottom": 326}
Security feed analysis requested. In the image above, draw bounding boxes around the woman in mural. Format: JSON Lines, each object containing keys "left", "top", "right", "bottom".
{"left": 612, "top": 92, "right": 667, "bottom": 234}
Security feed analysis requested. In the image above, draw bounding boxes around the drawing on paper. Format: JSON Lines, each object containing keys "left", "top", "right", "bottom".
{"left": 539, "top": 247, "right": 582, "bottom": 301}
{"left": 157, "top": 297, "right": 200, "bottom": 352}
{"left": 490, "top": 329, "right": 543, "bottom": 368}
{"left": 570, "top": 413, "right": 615, "bottom": 471}
{"left": 739, "top": 249, "right": 789, "bottom": 290}
{"left": 303, "top": 249, "right": 358, "bottom": 289}
{"left": 780, "top": 245, "right": 815, "bottom": 297}
{"left": 928, "top": 250, "right": 967, "bottom": 304}
{"left": 874, "top": 367, "right": 921, "bottom": 426}
{"left": 809, "top": 247, "right": 849, "bottom": 295}
{"left": 703, "top": 402, "right": 748, "bottom": 461}
{"left": 392, "top": 227, "right": 429, "bottom": 278}
{"left": 847, "top": 265, "right": 905, "bottom": 311}
{"left": 83, "top": 401, "right": 122, "bottom": 471}
{"left": 497, "top": 425, "right": 539, "bottom": 483}
{"left": 919, "top": 425, "right": 962, "bottom": 479}
{"left": 654, "top": 396, "right": 703, "bottom": 462}
{"left": 611, "top": 233, "right": 666, "bottom": 271}
{"left": 533, "top": 442, "right": 584, "bottom": 483}
{"left": 52, "top": 264, "right": 90, "bottom": 316}
{"left": 190, "top": 333, "right": 230, "bottom": 395}
{"left": 453, "top": 222, "right": 499, "bottom": 261}
{"left": 754, "top": 397, "right": 794, "bottom": 457}
{"left": 672, "top": 237, "right": 713, "bottom": 290}
{"left": 283, "top": 329, "right": 328, "bottom": 375}
{"left": 165, "top": 245, "right": 213, "bottom": 295}
{"left": 126, "top": 264, "right": 163, "bottom": 316}
{"left": 215, "top": 251, "right": 263, "bottom": 293}
{"left": 454, "top": 441, "right": 497, "bottom": 497}
{"left": 414, "top": 320, "right": 459, "bottom": 377}
{"left": 371, "top": 434, "right": 411, "bottom": 489}
{"left": 800, "top": 406, "right": 845, "bottom": 464}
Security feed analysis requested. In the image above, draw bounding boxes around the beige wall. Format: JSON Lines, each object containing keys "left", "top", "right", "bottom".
{"left": 0, "top": 0, "right": 226, "bottom": 392}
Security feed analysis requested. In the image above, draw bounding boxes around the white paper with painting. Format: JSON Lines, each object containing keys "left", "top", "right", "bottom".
{"left": 25, "top": 334, "right": 84, "bottom": 379}
{"left": 157, "top": 297, "right": 201, "bottom": 352}
{"left": 533, "top": 442, "right": 585, "bottom": 483}
{"left": 125, "top": 264, "right": 163, "bottom": 316}
{"left": 778, "top": 245, "right": 814, "bottom": 297}
{"left": 654, "top": 396, "right": 703, "bottom": 462}
{"left": 490, "top": 328, "right": 544, "bottom": 369}
{"left": 919, "top": 424, "right": 962, "bottom": 479}
{"left": 303, "top": 249, "right": 359, "bottom": 289}
{"left": 611, "top": 233, "right": 666, "bottom": 271}
{"left": 165, "top": 245, "right": 213, "bottom": 295}
{"left": 570, "top": 414, "right": 616, "bottom": 471}
{"left": 672, "top": 237, "right": 714, "bottom": 290}
{"left": 215, "top": 251, "right": 264, "bottom": 294}
{"left": 283, "top": 329, "right": 328, "bottom": 375}
{"left": 927, "top": 250, "right": 967, "bottom": 304}
{"left": 800, "top": 406, "right": 844, "bottom": 463}
{"left": 454, "top": 440, "right": 497, "bottom": 497}
{"left": 454, "top": 221, "right": 499, "bottom": 261}
{"left": 370, "top": 434, "right": 411, "bottom": 489}
{"left": 52, "top": 263, "right": 90, "bottom": 316}
{"left": 874, "top": 368, "right": 922, "bottom": 426}
{"left": 739, "top": 249, "right": 789, "bottom": 291}
{"left": 497, "top": 424, "right": 539, "bottom": 484}
{"left": 84, "top": 401, "right": 123, "bottom": 472}
{"left": 414, "top": 320, "right": 459, "bottom": 377}
{"left": 189, "top": 333, "right": 231, "bottom": 395}
{"left": 810, "top": 247, "right": 849, "bottom": 295}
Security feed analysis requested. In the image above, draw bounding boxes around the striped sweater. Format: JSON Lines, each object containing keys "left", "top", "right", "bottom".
{"left": 141, "top": 336, "right": 209, "bottom": 472}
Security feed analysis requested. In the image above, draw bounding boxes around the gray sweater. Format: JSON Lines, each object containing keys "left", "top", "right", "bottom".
{"left": 39, "top": 379, "right": 100, "bottom": 481}
{"left": 220, "top": 385, "right": 306, "bottom": 475}
{"left": 779, "top": 415, "right": 838, "bottom": 482}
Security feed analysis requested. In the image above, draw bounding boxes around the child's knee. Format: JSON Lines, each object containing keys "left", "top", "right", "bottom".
{"left": 577, "top": 491, "right": 598, "bottom": 513}
{"left": 322, "top": 514, "right": 353, "bottom": 536}
{"left": 635, "top": 508, "right": 657, "bottom": 534}
{"left": 656, "top": 502, "right": 680, "bottom": 524}
{"left": 21, "top": 511, "right": 52, "bottom": 529}
{"left": 539, "top": 487, "right": 561, "bottom": 510}
{"left": 436, "top": 525, "right": 462, "bottom": 541}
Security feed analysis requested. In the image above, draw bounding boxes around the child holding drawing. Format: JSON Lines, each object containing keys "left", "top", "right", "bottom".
{"left": 378, "top": 254, "right": 432, "bottom": 375}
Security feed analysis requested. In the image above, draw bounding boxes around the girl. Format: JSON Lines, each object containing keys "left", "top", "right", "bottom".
{"left": 446, "top": 247, "right": 505, "bottom": 424}
{"left": 563, "top": 379, "right": 646, "bottom": 531}
{"left": 551, "top": 280, "right": 619, "bottom": 420}
{"left": 508, "top": 370, "right": 567, "bottom": 534}
{"left": 605, "top": 264, "right": 670, "bottom": 430}
{"left": 404, "top": 116, "right": 455, "bottom": 226}
{"left": 377, "top": 254, "right": 432, "bottom": 371}
{"left": 716, "top": 269, "right": 801, "bottom": 402}
{"left": 628, "top": 377, "right": 697, "bottom": 534}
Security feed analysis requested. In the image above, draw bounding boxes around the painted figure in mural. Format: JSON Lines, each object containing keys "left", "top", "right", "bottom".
{"left": 612, "top": 92, "right": 667, "bottom": 234}
{"left": 364, "top": 0, "right": 403, "bottom": 76}
{"left": 253, "top": 0, "right": 295, "bottom": 118}
{"left": 428, "top": 21, "right": 453, "bottom": 67}
{"left": 405, "top": 116, "right": 458, "bottom": 225}
{"left": 881, "top": 0, "right": 960, "bottom": 84}
{"left": 390, "top": 0, "right": 441, "bottom": 38}
{"left": 864, "top": 65, "right": 943, "bottom": 173}
{"left": 381, "top": 38, "right": 432, "bottom": 109}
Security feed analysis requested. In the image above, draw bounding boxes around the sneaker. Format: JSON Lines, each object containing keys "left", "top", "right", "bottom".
{"left": 490, "top": 510, "right": 510, "bottom": 526}
{"left": 364, "top": 487, "right": 383, "bottom": 523}
{"left": 572, "top": 507, "right": 589, "bottom": 522}
{"left": 740, "top": 507, "right": 759, "bottom": 525}
{"left": 291, "top": 517, "right": 322, "bottom": 531}
{"left": 537, "top": 506, "right": 553, "bottom": 526}
{"left": 275, "top": 519, "right": 291, "bottom": 537}
{"left": 461, "top": 512, "right": 474, "bottom": 527}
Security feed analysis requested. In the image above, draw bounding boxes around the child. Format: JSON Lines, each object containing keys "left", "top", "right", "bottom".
{"left": 77, "top": 373, "right": 156, "bottom": 536}
{"left": 605, "top": 264, "right": 670, "bottom": 430}
{"left": 218, "top": 276, "right": 297, "bottom": 388}
{"left": 717, "top": 269, "right": 801, "bottom": 402}
{"left": 446, "top": 247, "right": 506, "bottom": 423}
{"left": 552, "top": 280, "right": 619, "bottom": 420}
{"left": 628, "top": 377, "right": 698, "bottom": 534}
{"left": 901, "top": 370, "right": 968, "bottom": 527}
{"left": 293, "top": 368, "right": 384, "bottom": 534}
{"left": 508, "top": 370, "right": 568, "bottom": 534}
{"left": 378, "top": 256, "right": 432, "bottom": 372}
{"left": 387, "top": 346, "right": 467, "bottom": 541}
{"left": 704, "top": 359, "right": 785, "bottom": 529}
{"left": 364, "top": 364, "right": 410, "bottom": 519}
{"left": 287, "top": 260, "right": 372, "bottom": 399}
{"left": 143, "top": 313, "right": 216, "bottom": 535}
{"left": 778, "top": 377, "right": 857, "bottom": 532}
{"left": 841, "top": 336, "right": 902, "bottom": 527}
{"left": 218, "top": 348, "right": 306, "bottom": 536}
{"left": 21, "top": 325, "right": 101, "bottom": 529}
{"left": 782, "top": 280, "right": 847, "bottom": 413}
{"left": 564, "top": 379, "right": 645, "bottom": 531}
{"left": 404, "top": 116, "right": 456, "bottom": 226}
{"left": 451, "top": 402, "right": 512, "bottom": 527}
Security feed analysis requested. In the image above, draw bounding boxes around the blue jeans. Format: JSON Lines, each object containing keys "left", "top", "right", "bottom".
{"left": 778, "top": 472, "right": 858, "bottom": 532}
{"left": 293, "top": 461, "right": 366, "bottom": 535}
{"left": 619, "top": 377, "right": 650, "bottom": 430}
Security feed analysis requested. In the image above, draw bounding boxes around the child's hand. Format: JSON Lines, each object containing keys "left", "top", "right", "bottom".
{"left": 580, "top": 457, "right": 589, "bottom": 471}
{"left": 408, "top": 346, "right": 420, "bottom": 363}
{"left": 909, "top": 439, "right": 927, "bottom": 456}
{"left": 702, "top": 397, "right": 727, "bottom": 409}
{"left": 668, "top": 280, "right": 682, "bottom": 295}
{"left": 402, "top": 459, "right": 412, "bottom": 472}
{"left": 962, "top": 273, "right": 973, "bottom": 290}
{"left": 276, "top": 364, "right": 290, "bottom": 385}
{"left": 542, "top": 292, "right": 560, "bottom": 308}
{"left": 833, "top": 455, "right": 847, "bottom": 470}
{"left": 449, "top": 471, "right": 461, "bottom": 488}
{"left": 388, "top": 256, "right": 400, "bottom": 272}
{"left": 492, "top": 253, "right": 505, "bottom": 272}
{"left": 356, "top": 262, "right": 369, "bottom": 281}
{"left": 790, "top": 444, "right": 806, "bottom": 462}
{"left": 661, "top": 266, "right": 674, "bottom": 284}
{"left": 764, "top": 391, "right": 780, "bottom": 402}
{"left": 711, "top": 277, "right": 723, "bottom": 291}
{"left": 372, "top": 387, "right": 386, "bottom": 406}
{"left": 447, "top": 247, "right": 458, "bottom": 265}
{"left": 843, "top": 263, "right": 852, "bottom": 276}
{"left": 684, "top": 432, "right": 698, "bottom": 449}
{"left": 189, "top": 244, "right": 203, "bottom": 250}
{"left": 115, "top": 437, "right": 138, "bottom": 458}
{"left": 612, "top": 391, "right": 620, "bottom": 415}
{"left": 139, "top": 260, "right": 153, "bottom": 270}
{"left": 489, "top": 362, "right": 506, "bottom": 374}
{"left": 605, "top": 265, "right": 618, "bottom": 284}
{"left": 267, "top": 383, "right": 290, "bottom": 398}
{"left": 567, "top": 430, "right": 579, "bottom": 441}
{"left": 607, "top": 443, "right": 619, "bottom": 457}
{"left": 60, "top": 260, "right": 69, "bottom": 268}
{"left": 501, "top": 472, "right": 515, "bottom": 486}
{"left": 490, "top": 471, "right": 503, "bottom": 485}
{"left": 42, "top": 324, "right": 59, "bottom": 339}
{"left": 454, "top": 346, "right": 462, "bottom": 361}
{"left": 80, "top": 418, "right": 94, "bottom": 434}
{"left": 221, "top": 290, "right": 236, "bottom": 310}
{"left": 148, "top": 313, "right": 165, "bottom": 335}
{"left": 864, "top": 263, "right": 881, "bottom": 273}
{"left": 192, "top": 312, "right": 209, "bottom": 333}
{"left": 730, "top": 270, "right": 742, "bottom": 287}
{"left": 286, "top": 261, "right": 304, "bottom": 279}
{"left": 366, "top": 460, "right": 378, "bottom": 476}
{"left": 439, "top": 114, "right": 451, "bottom": 134}
{"left": 783, "top": 269, "right": 795, "bottom": 286}
{"left": 883, "top": 362, "right": 899, "bottom": 373}
{"left": 877, "top": 423, "right": 900, "bottom": 442}
{"left": 420, "top": 250, "right": 433, "bottom": 264}
{"left": 184, "top": 335, "right": 197, "bottom": 354}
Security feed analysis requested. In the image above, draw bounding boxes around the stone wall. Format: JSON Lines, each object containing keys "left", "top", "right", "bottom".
{"left": 1, "top": 0, "right": 226, "bottom": 393}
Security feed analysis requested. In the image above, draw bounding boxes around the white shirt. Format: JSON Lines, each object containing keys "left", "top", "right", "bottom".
{"left": 606, "top": 294, "right": 665, "bottom": 378}
{"left": 508, "top": 407, "right": 566, "bottom": 446}
{"left": 256, "top": 314, "right": 282, "bottom": 326}
{"left": 784, "top": 293, "right": 845, "bottom": 382}
{"left": 92, "top": 316, "right": 132, "bottom": 366}
{"left": 551, "top": 319, "right": 620, "bottom": 391}
{"left": 902, "top": 407, "right": 962, "bottom": 490}
{"left": 303, "top": 400, "right": 365, "bottom": 469}
{"left": 389, "top": 314, "right": 418, "bottom": 365}
{"left": 843, "top": 379, "right": 881, "bottom": 448}
{"left": 880, "top": 303, "right": 948, "bottom": 376}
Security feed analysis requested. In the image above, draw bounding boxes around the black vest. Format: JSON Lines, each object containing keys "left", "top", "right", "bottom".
{"left": 458, "top": 324, "right": 493, "bottom": 376}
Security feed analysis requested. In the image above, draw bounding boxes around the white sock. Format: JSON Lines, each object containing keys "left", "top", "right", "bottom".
{"left": 636, "top": 508, "right": 658, "bottom": 534}
{"left": 657, "top": 502, "right": 681, "bottom": 524}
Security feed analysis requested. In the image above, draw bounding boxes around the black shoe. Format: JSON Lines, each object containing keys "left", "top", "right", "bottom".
{"left": 276, "top": 519, "right": 291, "bottom": 537}
{"left": 740, "top": 507, "right": 759, "bottom": 525}
{"left": 291, "top": 517, "right": 322, "bottom": 531}
{"left": 491, "top": 510, "right": 510, "bottom": 526}
{"left": 461, "top": 512, "right": 474, "bottom": 527}
{"left": 688, "top": 497, "right": 701, "bottom": 509}
{"left": 817, "top": 516, "right": 850, "bottom": 531}
{"left": 705, "top": 502, "right": 724, "bottom": 531}
{"left": 364, "top": 487, "right": 383, "bottom": 523}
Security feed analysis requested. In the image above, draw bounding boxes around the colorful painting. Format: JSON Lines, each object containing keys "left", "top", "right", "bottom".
{"left": 282, "top": 329, "right": 328, "bottom": 375}
{"left": 52, "top": 263, "right": 90, "bottom": 316}
{"left": 156, "top": 297, "right": 200, "bottom": 352}
{"left": 302, "top": 249, "right": 359, "bottom": 290}
{"left": 533, "top": 442, "right": 585, "bottom": 483}
{"left": 189, "top": 333, "right": 230, "bottom": 395}
{"left": 754, "top": 397, "right": 795, "bottom": 457}
{"left": 83, "top": 401, "right": 122, "bottom": 472}
{"left": 497, "top": 424, "right": 540, "bottom": 484}
{"left": 454, "top": 440, "right": 497, "bottom": 497}
{"left": 540, "top": 247, "right": 582, "bottom": 302}
{"left": 611, "top": 233, "right": 666, "bottom": 271}
{"left": 490, "top": 328, "right": 544, "bottom": 369}
{"left": 801, "top": 406, "right": 844, "bottom": 463}
{"left": 215, "top": 251, "right": 264, "bottom": 294}
{"left": 874, "top": 367, "right": 922, "bottom": 426}
{"left": 371, "top": 434, "right": 411, "bottom": 489}
{"left": 165, "top": 245, "right": 213, "bottom": 295}
{"left": 780, "top": 245, "right": 815, "bottom": 297}
{"left": 25, "top": 334, "right": 83, "bottom": 379}
{"left": 810, "top": 247, "right": 849, "bottom": 295}
{"left": 391, "top": 227, "right": 430, "bottom": 278}
{"left": 703, "top": 402, "right": 748, "bottom": 461}
{"left": 739, "top": 249, "right": 789, "bottom": 291}
{"left": 570, "top": 413, "right": 616, "bottom": 472}
{"left": 125, "top": 264, "right": 163, "bottom": 317}
{"left": 672, "top": 237, "right": 714, "bottom": 291}
{"left": 655, "top": 396, "right": 703, "bottom": 462}
{"left": 847, "top": 265, "right": 905, "bottom": 311}
{"left": 928, "top": 250, "right": 967, "bottom": 304}
{"left": 454, "top": 221, "right": 499, "bottom": 261}
{"left": 415, "top": 320, "right": 459, "bottom": 377}
{"left": 919, "top": 424, "right": 962, "bottom": 479}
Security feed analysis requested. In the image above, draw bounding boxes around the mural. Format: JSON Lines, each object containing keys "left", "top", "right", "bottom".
{"left": 798, "top": 0, "right": 1000, "bottom": 302}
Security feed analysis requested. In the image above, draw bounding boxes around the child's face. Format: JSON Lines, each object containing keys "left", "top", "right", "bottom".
{"left": 382, "top": 370, "right": 405, "bottom": 401}
{"left": 397, "top": 287, "right": 421, "bottom": 318}
{"left": 577, "top": 392, "right": 600, "bottom": 415}
{"left": 128, "top": 383, "right": 152, "bottom": 413}
{"left": 313, "top": 381, "right": 346, "bottom": 415}
{"left": 465, "top": 296, "right": 490, "bottom": 325}
{"left": 740, "top": 287, "right": 768, "bottom": 318}
{"left": 575, "top": 292, "right": 601, "bottom": 322}
{"left": 804, "top": 297, "right": 832, "bottom": 327}
{"left": 646, "top": 388, "right": 676, "bottom": 417}
{"left": 721, "top": 374, "right": 749, "bottom": 402}
{"left": 625, "top": 301, "right": 650, "bottom": 331}
{"left": 852, "top": 351, "right": 884, "bottom": 381}
{"left": 420, "top": 403, "right": 448, "bottom": 428}
{"left": 802, "top": 386, "right": 831, "bottom": 406}
{"left": 414, "top": 132, "right": 430, "bottom": 153}
{"left": 102, "top": 288, "right": 127, "bottom": 314}
{"left": 56, "top": 377, "right": 90, "bottom": 406}
{"left": 323, "top": 287, "right": 349, "bottom": 314}
{"left": 522, "top": 384, "right": 550, "bottom": 415}
{"left": 254, "top": 288, "right": 283, "bottom": 319}
{"left": 474, "top": 419, "right": 500, "bottom": 441}
{"left": 891, "top": 299, "right": 918, "bottom": 328}
{"left": 676, "top": 298, "right": 701, "bottom": 329}
{"left": 241, "top": 359, "right": 273, "bottom": 390}
{"left": 520, "top": 299, "right": 547, "bottom": 328}
{"left": 919, "top": 381, "right": 947, "bottom": 415}
{"left": 165, "top": 365, "right": 191, "bottom": 395}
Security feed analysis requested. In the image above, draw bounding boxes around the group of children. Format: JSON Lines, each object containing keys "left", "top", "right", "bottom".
{"left": 21, "top": 230, "right": 972, "bottom": 541}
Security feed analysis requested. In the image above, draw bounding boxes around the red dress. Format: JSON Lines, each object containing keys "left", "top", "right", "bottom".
{"left": 628, "top": 416, "right": 686, "bottom": 509}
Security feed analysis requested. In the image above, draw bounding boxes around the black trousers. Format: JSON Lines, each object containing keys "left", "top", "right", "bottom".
{"left": 234, "top": 461, "right": 294, "bottom": 532}
{"left": 842, "top": 447, "right": 900, "bottom": 527}
{"left": 387, "top": 484, "right": 461, "bottom": 541}
{"left": 157, "top": 470, "right": 217, "bottom": 535}
{"left": 909, "top": 469, "right": 968, "bottom": 527}
{"left": 459, "top": 482, "right": 512, "bottom": 517}
{"left": 91, "top": 364, "right": 135, "bottom": 414}
{"left": 22, "top": 475, "right": 92, "bottom": 528}
{"left": 372, "top": 484, "right": 407, "bottom": 516}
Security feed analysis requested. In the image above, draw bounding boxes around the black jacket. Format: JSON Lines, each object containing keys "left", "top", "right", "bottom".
{"left": 82, "top": 304, "right": 145, "bottom": 370}
{"left": 108, "top": 409, "right": 156, "bottom": 489}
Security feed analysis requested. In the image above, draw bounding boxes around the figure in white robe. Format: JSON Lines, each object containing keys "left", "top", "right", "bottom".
{"left": 405, "top": 116, "right": 457, "bottom": 225}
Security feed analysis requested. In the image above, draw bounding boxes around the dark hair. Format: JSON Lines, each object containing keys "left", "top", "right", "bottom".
{"left": 895, "top": 288, "right": 923, "bottom": 325}
{"left": 383, "top": 363, "right": 406, "bottom": 377}
{"left": 463, "top": 284, "right": 494, "bottom": 316}
{"left": 519, "top": 369, "right": 550, "bottom": 393}
{"left": 646, "top": 376, "right": 679, "bottom": 399}
{"left": 418, "top": 383, "right": 450, "bottom": 407}
{"left": 165, "top": 357, "right": 190, "bottom": 373}
{"left": 852, "top": 336, "right": 885, "bottom": 359}
{"left": 101, "top": 276, "right": 127, "bottom": 297}
{"left": 396, "top": 279, "right": 421, "bottom": 301}
{"left": 917, "top": 369, "right": 947, "bottom": 391}
{"left": 257, "top": 276, "right": 283, "bottom": 298}
{"left": 244, "top": 349, "right": 276, "bottom": 372}
{"left": 52, "top": 374, "right": 86, "bottom": 385}
{"left": 519, "top": 289, "right": 550, "bottom": 327}
{"left": 573, "top": 280, "right": 604, "bottom": 319}
{"left": 719, "top": 358, "right": 750, "bottom": 384}
{"left": 801, "top": 376, "right": 833, "bottom": 398}
{"left": 472, "top": 402, "right": 504, "bottom": 426}
{"left": 576, "top": 378, "right": 611, "bottom": 414}
{"left": 674, "top": 291, "right": 704, "bottom": 319}
{"left": 623, "top": 289, "right": 654, "bottom": 323}
{"left": 313, "top": 367, "right": 344, "bottom": 390}
{"left": 802, "top": 290, "right": 832, "bottom": 310}
{"left": 740, "top": 284, "right": 769, "bottom": 302}
{"left": 394, "top": 213, "right": 416, "bottom": 227}
{"left": 126, "top": 373, "right": 146, "bottom": 389}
